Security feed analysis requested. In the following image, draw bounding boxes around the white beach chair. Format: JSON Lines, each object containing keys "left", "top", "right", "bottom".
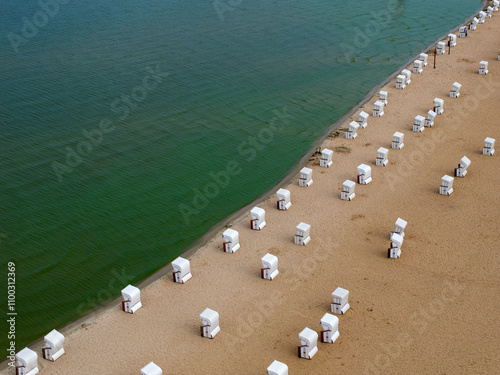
{"left": 358, "top": 111, "right": 369, "bottom": 128}
{"left": 379, "top": 91, "right": 388, "bottom": 106}
{"left": 376, "top": 147, "right": 389, "bottom": 166}
{"left": 439, "top": 175, "right": 454, "bottom": 196}
{"left": 200, "top": 308, "right": 220, "bottom": 339}
{"left": 373, "top": 101, "right": 385, "bottom": 117}
{"left": 436, "top": 41, "right": 446, "bottom": 54}
{"left": 320, "top": 313, "right": 339, "bottom": 344}
{"left": 494, "top": 1, "right": 499, "bottom": 12}
{"left": 276, "top": 188, "right": 291, "bottom": 210}
{"left": 42, "top": 329, "right": 65, "bottom": 362}
{"left": 486, "top": 6, "right": 493, "bottom": 17}
{"left": 413, "top": 60, "right": 423, "bottom": 74}
{"left": 222, "top": 228, "right": 240, "bottom": 253}
{"left": 250, "top": 207, "right": 266, "bottom": 230}
{"left": 413, "top": 115, "right": 425, "bottom": 133}
{"left": 121, "top": 285, "right": 142, "bottom": 314}
{"left": 16, "top": 348, "right": 39, "bottom": 375}
{"left": 390, "top": 232, "right": 404, "bottom": 248}
{"left": 470, "top": 17, "right": 479, "bottom": 30}
{"left": 420, "top": 53, "right": 428, "bottom": 67}
{"left": 299, "top": 167, "right": 313, "bottom": 187}
{"left": 267, "top": 360, "right": 288, "bottom": 375}
{"left": 298, "top": 327, "right": 318, "bottom": 360}
{"left": 393, "top": 218, "right": 407, "bottom": 238}
{"left": 357, "top": 164, "right": 372, "bottom": 185}
{"left": 483, "top": 137, "right": 495, "bottom": 156}
{"left": 294, "top": 222, "right": 311, "bottom": 246}
{"left": 341, "top": 180, "right": 356, "bottom": 201}
{"left": 331, "top": 287, "right": 350, "bottom": 315}
{"left": 448, "top": 34, "right": 457, "bottom": 47}
{"left": 392, "top": 132, "right": 404, "bottom": 149}
{"left": 455, "top": 156, "right": 471, "bottom": 178}
{"left": 141, "top": 362, "right": 162, "bottom": 375}
{"left": 459, "top": 26, "right": 468, "bottom": 38}
{"left": 172, "top": 256, "right": 192, "bottom": 284}
{"left": 320, "top": 148, "right": 333, "bottom": 168}
{"left": 433, "top": 98, "right": 444, "bottom": 115}
{"left": 261, "top": 253, "right": 279, "bottom": 281}
{"left": 388, "top": 232, "right": 404, "bottom": 259}
{"left": 450, "top": 82, "right": 461, "bottom": 98}
{"left": 479, "top": 61, "right": 488, "bottom": 75}
{"left": 396, "top": 74, "right": 406, "bottom": 89}
{"left": 401, "top": 69, "right": 412, "bottom": 85}
{"left": 425, "top": 110, "right": 436, "bottom": 127}
{"left": 478, "top": 11, "right": 486, "bottom": 23}
{"left": 346, "top": 121, "right": 360, "bottom": 139}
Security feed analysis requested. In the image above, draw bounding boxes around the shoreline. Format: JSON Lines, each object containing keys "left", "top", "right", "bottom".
{"left": 0, "top": 0, "right": 491, "bottom": 370}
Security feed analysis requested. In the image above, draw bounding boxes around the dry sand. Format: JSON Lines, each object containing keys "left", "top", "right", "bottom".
{"left": 6, "top": 8, "right": 500, "bottom": 375}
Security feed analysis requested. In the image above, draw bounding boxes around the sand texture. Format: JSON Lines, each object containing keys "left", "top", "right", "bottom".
{"left": 5, "top": 9, "right": 500, "bottom": 375}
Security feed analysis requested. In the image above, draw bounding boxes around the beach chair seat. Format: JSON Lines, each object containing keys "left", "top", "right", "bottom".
{"left": 392, "top": 132, "right": 404, "bottom": 149}
{"left": 294, "top": 222, "right": 311, "bottom": 245}
{"left": 341, "top": 180, "right": 355, "bottom": 201}
{"left": 358, "top": 111, "right": 369, "bottom": 128}
{"left": 346, "top": 121, "right": 360, "bottom": 139}
{"left": 436, "top": 41, "right": 446, "bottom": 54}
{"left": 42, "top": 330, "right": 65, "bottom": 362}
{"left": 439, "top": 175, "right": 454, "bottom": 196}
{"left": 483, "top": 137, "right": 495, "bottom": 156}
{"left": 373, "top": 101, "right": 385, "bottom": 117}
{"left": 433, "top": 98, "right": 444, "bottom": 115}
{"left": 16, "top": 348, "right": 39, "bottom": 375}
{"left": 172, "top": 257, "right": 192, "bottom": 284}
{"left": 479, "top": 61, "right": 488, "bottom": 75}
{"left": 250, "top": 207, "right": 266, "bottom": 230}
{"left": 267, "top": 360, "right": 288, "bottom": 375}
{"left": 276, "top": 188, "right": 291, "bottom": 210}
{"left": 261, "top": 253, "right": 279, "bottom": 280}
{"left": 331, "top": 287, "right": 350, "bottom": 314}
{"left": 299, "top": 167, "right": 313, "bottom": 187}
{"left": 200, "top": 308, "right": 220, "bottom": 339}
{"left": 298, "top": 328, "right": 318, "bottom": 359}
{"left": 413, "top": 60, "right": 423, "bottom": 74}
{"left": 413, "top": 115, "right": 425, "bottom": 132}
{"left": 320, "top": 148, "right": 333, "bottom": 168}
{"left": 376, "top": 147, "right": 388, "bottom": 166}
{"left": 141, "top": 362, "right": 162, "bottom": 375}
{"left": 222, "top": 228, "right": 240, "bottom": 253}
{"left": 357, "top": 164, "right": 372, "bottom": 184}
{"left": 320, "top": 313, "right": 340, "bottom": 344}
{"left": 425, "top": 110, "right": 436, "bottom": 127}
{"left": 121, "top": 285, "right": 142, "bottom": 314}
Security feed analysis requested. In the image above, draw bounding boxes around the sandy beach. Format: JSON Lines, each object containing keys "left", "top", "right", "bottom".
{"left": 5, "top": 6, "right": 500, "bottom": 375}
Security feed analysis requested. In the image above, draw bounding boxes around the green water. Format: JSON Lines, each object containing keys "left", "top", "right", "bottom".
{"left": 0, "top": 0, "right": 483, "bottom": 354}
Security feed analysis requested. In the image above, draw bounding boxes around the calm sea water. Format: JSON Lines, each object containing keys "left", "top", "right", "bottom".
{"left": 0, "top": 0, "right": 482, "bottom": 353}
